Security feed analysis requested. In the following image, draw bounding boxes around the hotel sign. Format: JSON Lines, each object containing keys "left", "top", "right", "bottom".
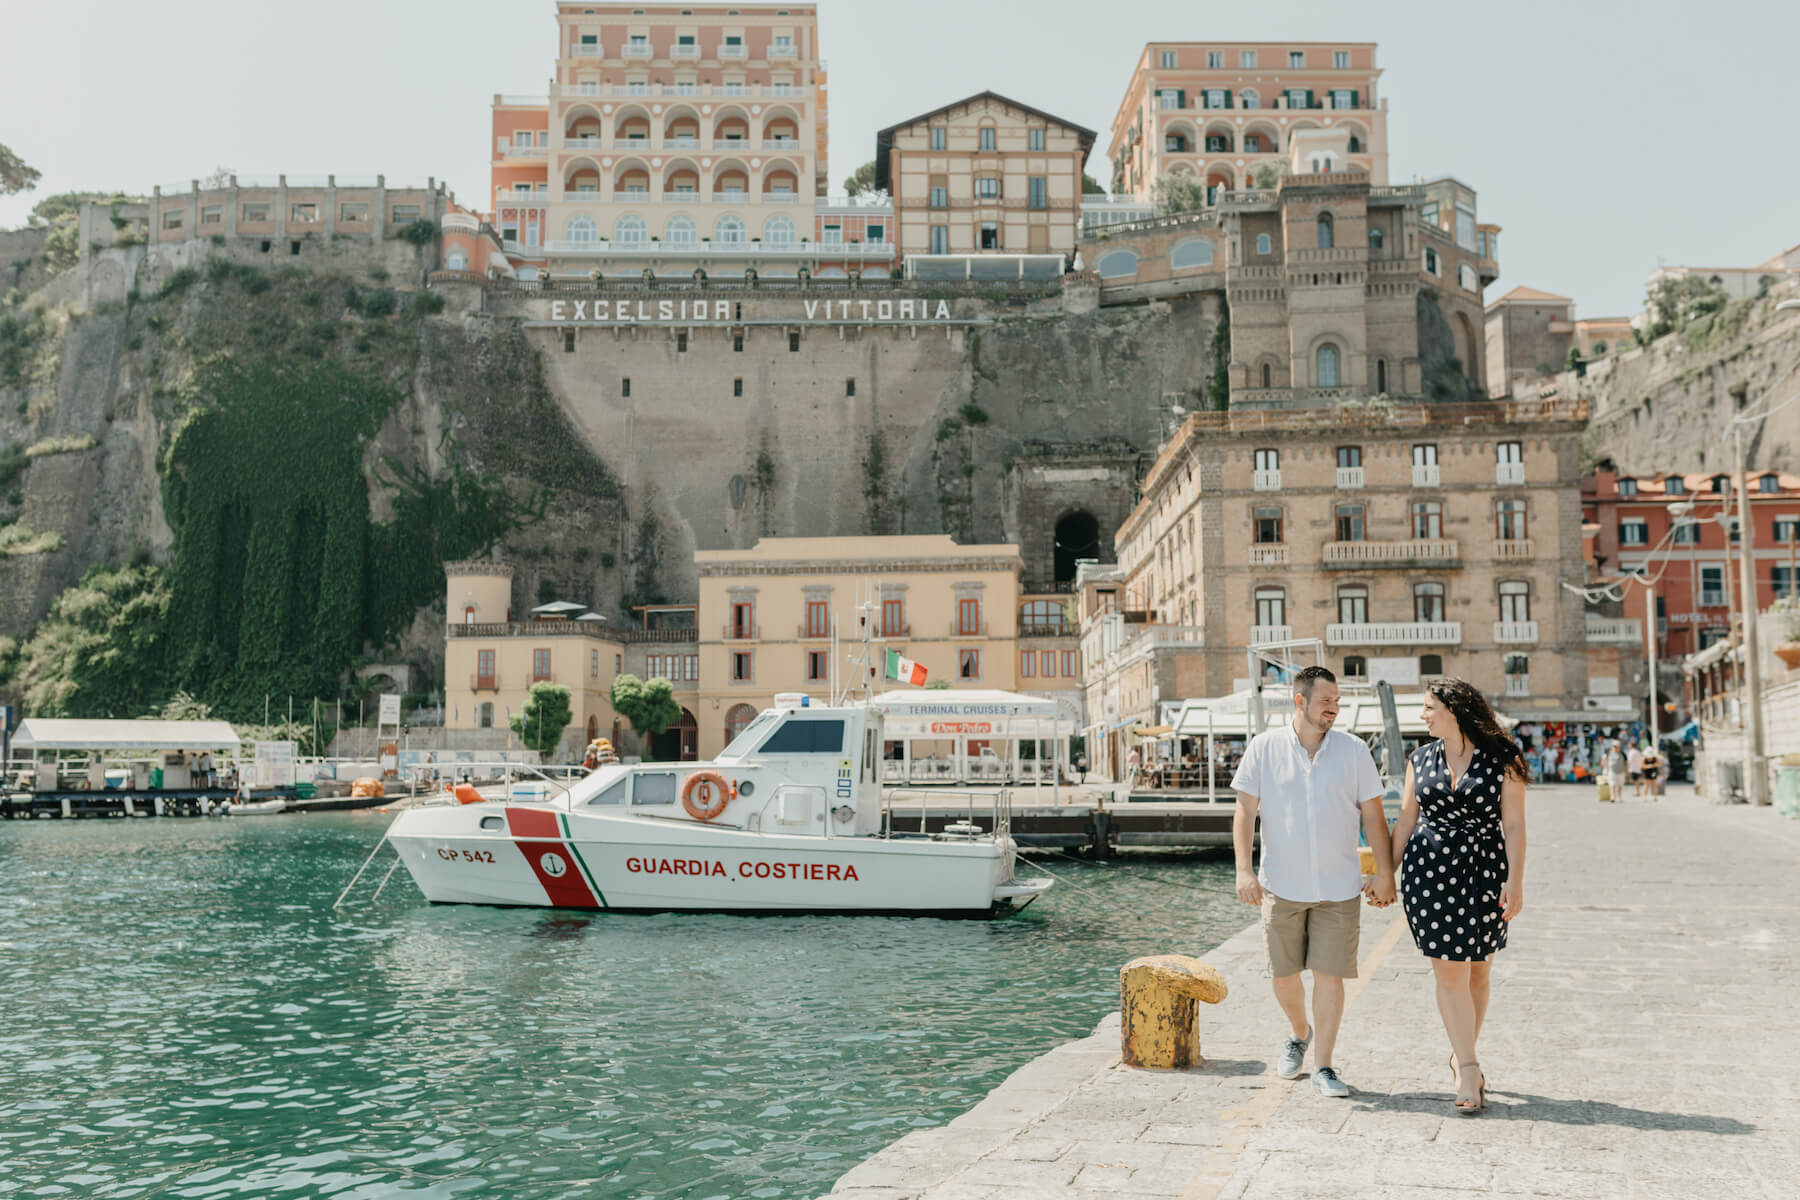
{"left": 546, "top": 296, "right": 970, "bottom": 326}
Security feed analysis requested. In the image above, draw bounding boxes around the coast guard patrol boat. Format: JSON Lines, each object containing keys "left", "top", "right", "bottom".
{"left": 384, "top": 693, "right": 1050, "bottom": 917}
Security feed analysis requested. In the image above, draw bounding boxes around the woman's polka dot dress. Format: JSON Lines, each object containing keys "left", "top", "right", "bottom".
{"left": 1401, "top": 741, "right": 1509, "bottom": 961}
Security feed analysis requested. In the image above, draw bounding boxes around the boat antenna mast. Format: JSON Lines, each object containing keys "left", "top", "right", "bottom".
{"left": 837, "top": 577, "right": 879, "bottom": 705}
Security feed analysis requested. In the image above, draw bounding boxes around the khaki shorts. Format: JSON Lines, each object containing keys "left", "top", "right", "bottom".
{"left": 1263, "top": 893, "right": 1361, "bottom": 979}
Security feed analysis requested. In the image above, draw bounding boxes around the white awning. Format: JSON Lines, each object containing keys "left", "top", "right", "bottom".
{"left": 12, "top": 719, "right": 243, "bottom": 752}
{"left": 867, "top": 689, "right": 1060, "bottom": 738}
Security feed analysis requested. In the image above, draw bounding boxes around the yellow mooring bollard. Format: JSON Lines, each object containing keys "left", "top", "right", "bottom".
{"left": 1119, "top": 955, "right": 1228, "bottom": 1069}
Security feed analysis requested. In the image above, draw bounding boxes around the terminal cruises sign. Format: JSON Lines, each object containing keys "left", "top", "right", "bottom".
{"left": 542, "top": 296, "right": 982, "bottom": 328}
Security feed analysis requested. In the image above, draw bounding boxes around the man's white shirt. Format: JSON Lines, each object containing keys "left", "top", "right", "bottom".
{"left": 1231, "top": 722, "right": 1384, "bottom": 903}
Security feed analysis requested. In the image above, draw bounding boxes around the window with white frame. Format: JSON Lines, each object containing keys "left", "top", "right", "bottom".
{"left": 1618, "top": 477, "right": 1638, "bottom": 496}
{"left": 930, "top": 127, "right": 946, "bottom": 150}
{"left": 1499, "top": 581, "right": 1530, "bottom": 622}
{"left": 1334, "top": 50, "right": 1350, "bottom": 68}
{"left": 1289, "top": 50, "right": 1305, "bottom": 67}
{"left": 1159, "top": 50, "right": 1177, "bottom": 68}
{"left": 715, "top": 214, "right": 746, "bottom": 244}
{"left": 1414, "top": 582, "right": 1446, "bottom": 623}
{"left": 665, "top": 214, "right": 696, "bottom": 246}
{"left": 1029, "top": 127, "right": 1045, "bottom": 151}
{"left": 1254, "top": 587, "right": 1286, "bottom": 628}
{"left": 1619, "top": 519, "right": 1649, "bottom": 546}
{"left": 1701, "top": 566, "right": 1725, "bottom": 605}
{"left": 1207, "top": 50, "right": 1223, "bottom": 67}
{"left": 1337, "top": 585, "right": 1368, "bottom": 624}
{"left": 1240, "top": 49, "right": 1258, "bottom": 67}
{"left": 764, "top": 214, "right": 795, "bottom": 247}
{"left": 1256, "top": 232, "right": 1272, "bottom": 255}
{"left": 1413, "top": 501, "right": 1442, "bottom": 540}
{"left": 567, "top": 214, "right": 599, "bottom": 243}
{"left": 616, "top": 214, "right": 647, "bottom": 245}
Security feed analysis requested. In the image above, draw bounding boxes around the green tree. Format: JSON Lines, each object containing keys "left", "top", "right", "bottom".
{"left": 610, "top": 673, "right": 681, "bottom": 759}
{"left": 1151, "top": 172, "right": 1207, "bottom": 215}
{"left": 1565, "top": 345, "right": 1583, "bottom": 371}
{"left": 842, "top": 160, "right": 879, "bottom": 196}
{"left": 0, "top": 144, "right": 40, "bottom": 196}
{"left": 1250, "top": 161, "right": 1288, "bottom": 189}
{"left": 12, "top": 564, "right": 171, "bottom": 717}
{"left": 1081, "top": 173, "right": 1106, "bottom": 195}
{"left": 1644, "top": 275, "right": 1728, "bottom": 339}
{"left": 1206, "top": 295, "right": 1231, "bottom": 409}
{"left": 510, "top": 682, "right": 574, "bottom": 757}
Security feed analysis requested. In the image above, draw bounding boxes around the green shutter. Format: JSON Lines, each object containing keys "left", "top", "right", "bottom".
{"left": 1225, "top": 89, "right": 1234, "bottom": 108}
{"left": 1306, "top": 89, "right": 1315, "bottom": 109}
{"left": 1177, "top": 89, "right": 1187, "bottom": 109}
{"left": 1351, "top": 89, "right": 1360, "bottom": 108}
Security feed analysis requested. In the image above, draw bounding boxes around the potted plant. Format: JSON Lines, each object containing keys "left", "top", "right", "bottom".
{"left": 1771, "top": 598, "right": 1800, "bottom": 669}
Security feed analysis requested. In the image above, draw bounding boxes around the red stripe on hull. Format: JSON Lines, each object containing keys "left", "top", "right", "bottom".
{"left": 514, "top": 839, "right": 602, "bottom": 908}
{"left": 505, "top": 807, "right": 561, "bottom": 838}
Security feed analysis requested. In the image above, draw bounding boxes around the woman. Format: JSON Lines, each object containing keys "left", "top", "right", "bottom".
{"left": 1390, "top": 678, "right": 1527, "bottom": 1114}
{"left": 1603, "top": 740, "right": 1628, "bottom": 803}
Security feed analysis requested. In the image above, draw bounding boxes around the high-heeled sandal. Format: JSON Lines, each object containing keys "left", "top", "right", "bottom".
{"left": 1453, "top": 1061, "right": 1486, "bottom": 1114}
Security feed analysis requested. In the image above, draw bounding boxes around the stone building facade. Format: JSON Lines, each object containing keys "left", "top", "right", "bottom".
{"left": 1106, "top": 41, "right": 1390, "bottom": 198}
{"left": 1083, "top": 398, "right": 1595, "bottom": 742}
{"left": 692, "top": 535, "right": 1022, "bottom": 758}
{"left": 875, "top": 91, "right": 1094, "bottom": 264}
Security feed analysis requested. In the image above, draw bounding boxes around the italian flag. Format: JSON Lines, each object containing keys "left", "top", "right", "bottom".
{"left": 885, "top": 648, "right": 927, "bottom": 686}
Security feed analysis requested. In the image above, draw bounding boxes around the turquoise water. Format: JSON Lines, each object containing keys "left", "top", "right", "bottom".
{"left": 0, "top": 815, "right": 1244, "bottom": 1199}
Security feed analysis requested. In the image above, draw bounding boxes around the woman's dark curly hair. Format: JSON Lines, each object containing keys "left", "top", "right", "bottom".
{"left": 1427, "top": 677, "right": 1528, "bottom": 782}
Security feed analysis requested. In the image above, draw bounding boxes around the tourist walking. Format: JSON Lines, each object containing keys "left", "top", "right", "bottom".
{"left": 1232, "top": 666, "right": 1396, "bottom": 1098}
{"left": 1640, "top": 743, "right": 1662, "bottom": 799}
{"left": 1603, "top": 740, "right": 1628, "bottom": 803}
{"left": 1627, "top": 743, "right": 1645, "bottom": 797}
{"left": 1389, "top": 678, "right": 1527, "bottom": 1114}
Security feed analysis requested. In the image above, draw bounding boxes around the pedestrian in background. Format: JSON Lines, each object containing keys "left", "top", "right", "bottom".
{"left": 1603, "top": 740, "right": 1628, "bottom": 802}
{"left": 1627, "top": 743, "right": 1646, "bottom": 797}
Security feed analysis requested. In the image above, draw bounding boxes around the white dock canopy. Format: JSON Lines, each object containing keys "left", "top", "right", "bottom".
{"left": 866, "top": 689, "right": 1065, "bottom": 791}
{"left": 12, "top": 719, "right": 243, "bottom": 753}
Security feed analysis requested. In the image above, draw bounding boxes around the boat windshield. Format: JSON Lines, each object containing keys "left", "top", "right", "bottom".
{"left": 716, "top": 711, "right": 780, "bottom": 761}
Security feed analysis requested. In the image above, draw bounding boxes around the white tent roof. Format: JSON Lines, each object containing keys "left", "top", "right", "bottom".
{"left": 12, "top": 719, "right": 243, "bottom": 752}
{"left": 1173, "top": 694, "right": 1430, "bottom": 738}
{"left": 530, "top": 600, "right": 586, "bottom": 615}
{"left": 868, "top": 689, "right": 1059, "bottom": 718}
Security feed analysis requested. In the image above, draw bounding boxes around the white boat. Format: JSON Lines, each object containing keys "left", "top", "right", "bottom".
{"left": 224, "top": 797, "right": 286, "bottom": 815}
{"left": 385, "top": 695, "right": 1051, "bottom": 917}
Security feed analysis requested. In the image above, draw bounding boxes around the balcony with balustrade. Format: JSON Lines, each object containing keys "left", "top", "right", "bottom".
{"left": 1248, "top": 544, "right": 1290, "bottom": 566}
{"left": 1251, "top": 625, "right": 1294, "bottom": 645}
{"left": 1326, "top": 621, "right": 1462, "bottom": 646}
{"left": 1493, "top": 620, "right": 1539, "bottom": 644}
{"left": 1585, "top": 615, "right": 1643, "bottom": 643}
{"left": 1412, "top": 464, "right": 1441, "bottom": 487}
{"left": 1336, "top": 466, "right": 1364, "bottom": 489}
{"left": 1496, "top": 462, "right": 1526, "bottom": 486}
{"left": 1494, "top": 539, "right": 1534, "bottom": 560}
{"left": 1321, "top": 539, "right": 1459, "bottom": 568}
{"left": 1252, "top": 468, "right": 1282, "bottom": 491}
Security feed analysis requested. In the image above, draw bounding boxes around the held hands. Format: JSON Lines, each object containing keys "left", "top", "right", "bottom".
{"left": 1235, "top": 870, "right": 1264, "bottom": 907}
{"left": 1362, "top": 872, "right": 1397, "bottom": 908}
{"left": 1500, "top": 881, "right": 1524, "bottom": 922}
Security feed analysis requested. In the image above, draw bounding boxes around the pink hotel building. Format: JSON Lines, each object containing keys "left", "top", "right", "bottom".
{"left": 488, "top": 3, "right": 892, "bottom": 280}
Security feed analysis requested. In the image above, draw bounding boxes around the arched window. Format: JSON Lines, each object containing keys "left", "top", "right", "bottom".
{"left": 1316, "top": 343, "right": 1340, "bottom": 387}
{"left": 665, "top": 214, "right": 696, "bottom": 246}
{"left": 1336, "top": 585, "right": 1368, "bottom": 624}
{"left": 615, "top": 214, "right": 647, "bottom": 246}
{"left": 1261, "top": 362, "right": 1272, "bottom": 387}
{"left": 1369, "top": 226, "right": 1384, "bottom": 251}
{"left": 1375, "top": 358, "right": 1388, "bottom": 394}
{"left": 1414, "top": 582, "right": 1446, "bottom": 622}
{"left": 1170, "top": 239, "right": 1215, "bottom": 270}
{"left": 1097, "top": 250, "right": 1139, "bottom": 279}
{"left": 567, "top": 214, "right": 599, "bottom": 244}
{"left": 1317, "top": 212, "right": 1334, "bottom": 249}
{"left": 463, "top": 605, "right": 476, "bottom": 626}
{"left": 764, "top": 214, "right": 795, "bottom": 247}
{"left": 1256, "top": 232, "right": 1272, "bottom": 255}
{"left": 1240, "top": 89, "right": 1260, "bottom": 109}
{"left": 445, "top": 247, "right": 469, "bottom": 271}
{"left": 1347, "top": 134, "right": 1362, "bottom": 153}
{"left": 724, "top": 703, "right": 758, "bottom": 747}
{"left": 715, "top": 214, "right": 746, "bottom": 245}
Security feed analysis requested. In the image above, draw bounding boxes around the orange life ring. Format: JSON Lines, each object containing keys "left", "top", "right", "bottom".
{"left": 681, "top": 770, "right": 734, "bottom": 821}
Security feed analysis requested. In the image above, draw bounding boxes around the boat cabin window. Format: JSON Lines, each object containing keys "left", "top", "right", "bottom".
{"left": 585, "top": 777, "right": 629, "bottom": 806}
{"left": 632, "top": 772, "right": 679, "bottom": 806}
{"left": 480, "top": 815, "right": 505, "bottom": 830}
{"left": 757, "top": 718, "right": 846, "bottom": 754}
{"left": 717, "top": 711, "right": 780, "bottom": 760}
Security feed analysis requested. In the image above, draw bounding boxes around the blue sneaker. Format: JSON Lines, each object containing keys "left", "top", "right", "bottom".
{"left": 1313, "top": 1066, "right": 1350, "bottom": 1098}
{"left": 1278, "top": 1026, "right": 1311, "bottom": 1079}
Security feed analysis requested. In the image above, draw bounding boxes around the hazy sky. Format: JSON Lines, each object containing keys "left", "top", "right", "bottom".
{"left": 3, "top": 0, "right": 1795, "bottom": 316}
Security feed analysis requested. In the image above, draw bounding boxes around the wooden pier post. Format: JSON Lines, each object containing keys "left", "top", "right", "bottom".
{"left": 1119, "top": 954, "right": 1228, "bottom": 1069}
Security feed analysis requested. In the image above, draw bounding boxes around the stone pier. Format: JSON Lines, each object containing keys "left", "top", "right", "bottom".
{"left": 825, "top": 782, "right": 1799, "bottom": 1198}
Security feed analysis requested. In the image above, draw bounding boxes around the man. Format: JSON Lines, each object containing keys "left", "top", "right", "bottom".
{"left": 1232, "top": 666, "right": 1395, "bottom": 1098}
{"left": 1627, "top": 742, "right": 1645, "bottom": 798}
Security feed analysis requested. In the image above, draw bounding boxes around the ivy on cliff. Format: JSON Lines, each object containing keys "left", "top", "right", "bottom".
{"left": 4, "top": 564, "right": 170, "bottom": 717}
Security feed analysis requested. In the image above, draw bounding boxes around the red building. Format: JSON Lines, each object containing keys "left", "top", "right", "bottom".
{"left": 1584, "top": 465, "right": 1800, "bottom": 719}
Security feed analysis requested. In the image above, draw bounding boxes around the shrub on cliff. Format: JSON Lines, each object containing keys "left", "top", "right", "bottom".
{"left": 9, "top": 564, "right": 170, "bottom": 717}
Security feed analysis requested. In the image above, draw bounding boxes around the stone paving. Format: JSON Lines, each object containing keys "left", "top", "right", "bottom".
{"left": 824, "top": 783, "right": 1800, "bottom": 1199}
